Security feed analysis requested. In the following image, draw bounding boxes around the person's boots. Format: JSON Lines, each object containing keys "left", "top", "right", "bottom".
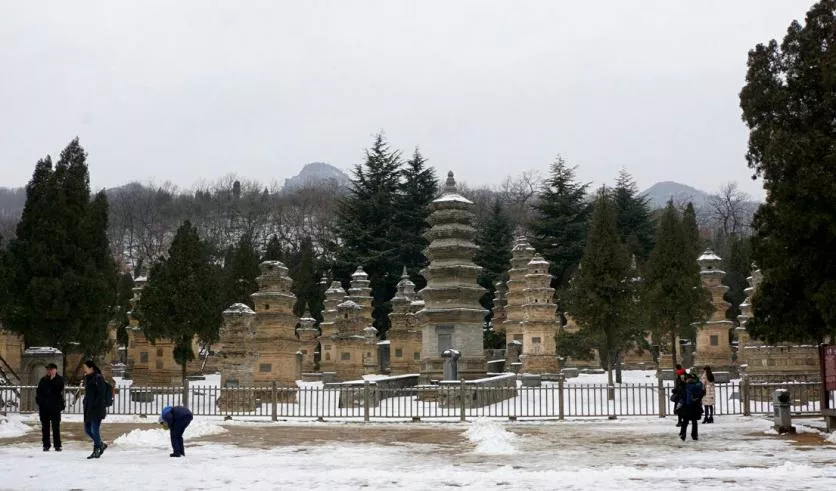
{"left": 99, "top": 443, "right": 108, "bottom": 455}
{"left": 87, "top": 446, "right": 102, "bottom": 459}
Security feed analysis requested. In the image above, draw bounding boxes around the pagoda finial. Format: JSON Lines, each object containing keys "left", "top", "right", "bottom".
{"left": 301, "top": 301, "right": 311, "bottom": 319}
{"left": 401, "top": 266, "right": 409, "bottom": 279}
{"left": 444, "top": 171, "right": 457, "bottom": 194}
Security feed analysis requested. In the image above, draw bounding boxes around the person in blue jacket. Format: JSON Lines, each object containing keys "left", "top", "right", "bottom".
{"left": 159, "top": 405, "right": 194, "bottom": 457}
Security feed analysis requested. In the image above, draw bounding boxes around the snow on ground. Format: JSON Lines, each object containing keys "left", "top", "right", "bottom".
{"left": 113, "top": 419, "right": 227, "bottom": 449}
{"left": 0, "top": 414, "right": 31, "bottom": 439}
{"left": 1, "top": 415, "right": 835, "bottom": 490}
{"left": 465, "top": 418, "right": 517, "bottom": 455}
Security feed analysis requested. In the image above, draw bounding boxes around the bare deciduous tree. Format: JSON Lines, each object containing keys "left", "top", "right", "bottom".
{"left": 707, "top": 182, "right": 753, "bottom": 237}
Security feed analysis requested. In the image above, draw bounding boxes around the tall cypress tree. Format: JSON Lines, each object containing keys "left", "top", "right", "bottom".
{"left": 222, "top": 232, "right": 261, "bottom": 308}
{"left": 137, "top": 220, "right": 223, "bottom": 383}
{"left": 1, "top": 140, "right": 116, "bottom": 359}
{"left": 613, "top": 170, "right": 655, "bottom": 264}
{"left": 393, "top": 149, "right": 438, "bottom": 291}
{"left": 287, "top": 237, "right": 325, "bottom": 322}
{"left": 332, "top": 134, "right": 403, "bottom": 337}
{"left": 263, "top": 234, "right": 283, "bottom": 262}
{"left": 565, "top": 188, "right": 632, "bottom": 397}
{"left": 643, "top": 202, "right": 711, "bottom": 368}
{"left": 739, "top": 0, "right": 836, "bottom": 343}
{"left": 682, "top": 202, "right": 702, "bottom": 258}
{"left": 530, "top": 156, "right": 591, "bottom": 293}
{"left": 473, "top": 198, "right": 514, "bottom": 348}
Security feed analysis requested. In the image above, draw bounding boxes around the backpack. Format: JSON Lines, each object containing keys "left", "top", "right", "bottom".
{"left": 104, "top": 381, "right": 114, "bottom": 407}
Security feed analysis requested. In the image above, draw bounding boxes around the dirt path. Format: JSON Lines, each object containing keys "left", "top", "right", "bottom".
{"left": 1, "top": 421, "right": 467, "bottom": 449}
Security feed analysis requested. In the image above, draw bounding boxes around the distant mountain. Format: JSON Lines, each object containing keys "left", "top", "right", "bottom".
{"left": 0, "top": 186, "right": 25, "bottom": 219}
{"left": 640, "top": 181, "right": 711, "bottom": 209}
{"left": 282, "top": 162, "right": 351, "bottom": 192}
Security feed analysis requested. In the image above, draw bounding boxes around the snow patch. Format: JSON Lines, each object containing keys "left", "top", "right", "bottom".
{"left": 113, "top": 419, "right": 226, "bottom": 449}
{"left": 465, "top": 418, "right": 517, "bottom": 455}
{"left": 825, "top": 432, "right": 836, "bottom": 444}
{"left": 0, "top": 416, "right": 32, "bottom": 439}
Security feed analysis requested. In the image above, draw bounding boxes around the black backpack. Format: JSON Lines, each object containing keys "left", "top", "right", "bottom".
{"left": 104, "top": 381, "right": 114, "bottom": 408}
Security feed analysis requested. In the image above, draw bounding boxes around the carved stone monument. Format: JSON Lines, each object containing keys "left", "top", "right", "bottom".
{"left": 418, "top": 171, "right": 487, "bottom": 382}
{"left": 693, "top": 249, "right": 734, "bottom": 371}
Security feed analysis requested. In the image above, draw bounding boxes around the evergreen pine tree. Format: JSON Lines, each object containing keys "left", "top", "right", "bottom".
{"left": 643, "top": 202, "right": 711, "bottom": 368}
{"left": 392, "top": 148, "right": 438, "bottom": 291}
{"left": 682, "top": 202, "right": 702, "bottom": 257}
{"left": 613, "top": 170, "right": 655, "bottom": 264}
{"left": 565, "top": 188, "right": 632, "bottom": 397}
{"left": 331, "top": 134, "right": 403, "bottom": 338}
{"left": 473, "top": 198, "right": 514, "bottom": 348}
{"left": 137, "top": 220, "right": 223, "bottom": 384}
{"left": 287, "top": 237, "right": 326, "bottom": 322}
{"left": 263, "top": 234, "right": 283, "bottom": 262}
{"left": 1, "top": 140, "right": 116, "bottom": 359}
{"left": 222, "top": 233, "right": 261, "bottom": 308}
{"left": 739, "top": 0, "right": 836, "bottom": 343}
{"left": 530, "top": 156, "right": 591, "bottom": 293}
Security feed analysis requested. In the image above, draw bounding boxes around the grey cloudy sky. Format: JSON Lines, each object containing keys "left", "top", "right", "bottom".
{"left": 0, "top": 1, "right": 815, "bottom": 199}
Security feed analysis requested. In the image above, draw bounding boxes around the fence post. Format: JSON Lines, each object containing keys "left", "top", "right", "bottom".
{"left": 657, "top": 376, "right": 666, "bottom": 418}
{"left": 363, "top": 381, "right": 370, "bottom": 423}
{"left": 460, "top": 378, "right": 466, "bottom": 423}
{"left": 558, "top": 375, "right": 565, "bottom": 421}
{"left": 742, "top": 375, "right": 751, "bottom": 416}
{"left": 271, "top": 381, "right": 278, "bottom": 422}
{"left": 182, "top": 379, "right": 189, "bottom": 410}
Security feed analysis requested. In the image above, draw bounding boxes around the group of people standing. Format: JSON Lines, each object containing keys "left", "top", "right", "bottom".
{"left": 671, "top": 365, "right": 717, "bottom": 441}
{"left": 36, "top": 359, "right": 192, "bottom": 458}
{"left": 38, "top": 360, "right": 110, "bottom": 458}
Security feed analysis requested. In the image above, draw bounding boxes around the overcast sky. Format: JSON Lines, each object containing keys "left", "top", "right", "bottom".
{"left": 0, "top": 1, "right": 816, "bottom": 199}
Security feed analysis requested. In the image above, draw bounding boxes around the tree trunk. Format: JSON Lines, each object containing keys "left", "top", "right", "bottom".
{"left": 181, "top": 361, "right": 189, "bottom": 409}
{"left": 615, "top": 350, "right": 623, "bottom": 384}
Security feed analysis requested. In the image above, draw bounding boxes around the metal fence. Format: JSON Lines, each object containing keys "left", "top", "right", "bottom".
{"left": 2, "top": 380, "right": 832, "bottom": 421}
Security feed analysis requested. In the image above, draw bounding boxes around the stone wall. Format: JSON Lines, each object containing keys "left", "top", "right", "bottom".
{"left": 438, "top": 373, "right": 517, "bottom": 408}
{"left": 742, "top": 345, "right": 821, "bottom": 381}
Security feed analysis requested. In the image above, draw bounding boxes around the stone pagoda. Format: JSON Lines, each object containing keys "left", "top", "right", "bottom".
{"left": 693, "top": 249, "right": 734, "bottom": 370}
{"left": 417, "top": 171, "right": 487, "bottom": 382}
{"left": 318, "top": 268, "right": 378, "bottom": 380}
{"left": 735, "top": 265, "right": 764, "bottom": 365}
{"left": 297, "top": 305, "right": 319, "bottom": 374}
{"left": 503, "top": 236, "right": 536, "bottom": 367}
{"left": 520, "top": 254, "right": 560, "bottom": 374}
{"left": 388, "top": 268, "right": 422, "bottom": 375}
{"left": 318, "top": 280, "right": 348, "bottom": 374}
{"left": 217, "top": 303, "right": 257, "bottom": 392}
{"left": 248, "top": 260, "right": 300, "bottom": 384}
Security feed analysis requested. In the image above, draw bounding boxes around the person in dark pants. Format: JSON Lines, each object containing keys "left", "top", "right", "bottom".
{"left": 671, "top": 365, "right": 686, "bottom": 427}
{"left": 678, "top": 370, "right": 706, "bottom": 442}
{"left": 159, "top": 405, "right": 193, "bottom": 457}
{"left": 82, "top": 360, "right": 108, "bottom": 459}
{"left": 36, "top": 363, "right": 64, "bottom": 452}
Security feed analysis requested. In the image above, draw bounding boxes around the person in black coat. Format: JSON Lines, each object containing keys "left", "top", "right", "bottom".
{"left": 159, "top": 405, "right": 194, "bottom": 457}
{"left": 35, "top": 363, "right": 64, "bottom": 451}
{"left": 82, "top": 360, "right": 108, "bottom": 459}
{"left": 678, "top": 370, "right": 706, "bottom": 441}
